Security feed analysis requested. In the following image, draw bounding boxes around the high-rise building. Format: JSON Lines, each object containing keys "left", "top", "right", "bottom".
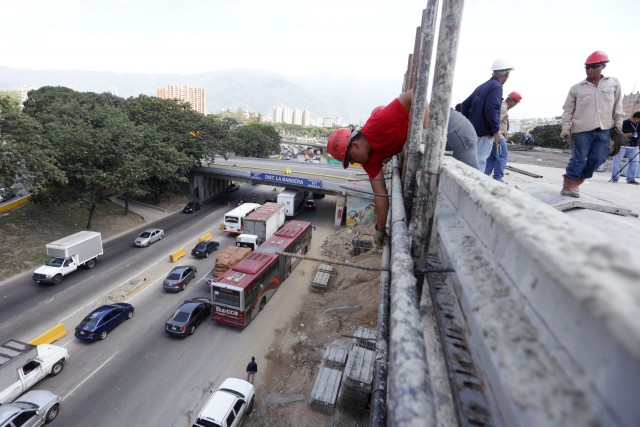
{"left": 273, "top": 106, "right": 284, "bottom": 123}
{"left": 302, "top": 110, "right": 311, "bottom": 127}
{"left": 157, "top": 85, "right": 207, "bottom": 115}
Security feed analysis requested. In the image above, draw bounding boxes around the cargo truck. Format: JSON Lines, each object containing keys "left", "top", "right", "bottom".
{"left": 0, "top": 339, "right": 69, "bottom": 404}
{"left": 277, "top": 188, "right": 305, "bottom": 217}
{"left": 32, "top": 231, "right": 103, "bottom": 285}
{"left": 240, "top": 202, "right": 285, "bottom": 247}
{"left": 210, "top": 246, "right": 253, "bottom": 278}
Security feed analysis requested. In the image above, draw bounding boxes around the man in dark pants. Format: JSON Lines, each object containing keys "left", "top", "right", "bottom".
{"left": 560, "top": 50, "right": 624, "bottom": 197}
{"left": 461, "top": 58, "right": 514, "bottom": 172}
{"left": 246, "top": 356, "right": 257, "bottom": 384}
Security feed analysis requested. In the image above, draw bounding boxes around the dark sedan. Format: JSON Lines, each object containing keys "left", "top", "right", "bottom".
{"left": 165, "top": 298, "right": 212, "bottom": 337}
{"left": 183, "top": 201, "right": 201, "bottom": 213}
{"left": 225, "top": 183, "right": 240, "bottom": 192}
{"left": 74, "top": 303, "right": 134, "bottom": 341}
{"left": 163, "top": 265, "right": 198, "bottom": 292}
{"left": 191, "top": 240, "right": 220, "bottom": 258}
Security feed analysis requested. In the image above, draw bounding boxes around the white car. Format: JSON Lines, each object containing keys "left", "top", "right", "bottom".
{"left": 192, "top": 378, "right": 254, "bottom": 427}
{"left": 0, "top": 390, "right": 60, "bottom": 426}
{"left": 134, "top": 228, "right": 164, "bottom": 247}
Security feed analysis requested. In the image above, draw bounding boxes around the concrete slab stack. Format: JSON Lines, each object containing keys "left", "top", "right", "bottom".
{"left": 323, "top": 346, "right": 348, "bottom": 369}
{"left": 309, "top": 367, "right": 343, "bottom": 413}
{"left": 351, "top": 326, "right": 376, "bottom": 351}
{"left": 310, "top": 263, "right": 333, "bottom": 293}
{"left": 339, "top": 345, "right": 375, "bottom": 412}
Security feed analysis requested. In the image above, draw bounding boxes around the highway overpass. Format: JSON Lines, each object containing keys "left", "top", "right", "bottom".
{"left": 191, "top": 156, "right": 377, "bottom": 226}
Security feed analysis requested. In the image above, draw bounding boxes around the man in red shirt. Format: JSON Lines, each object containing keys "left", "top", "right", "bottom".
{"left": 327, "top": 89, "right": 429, "bottom": 247}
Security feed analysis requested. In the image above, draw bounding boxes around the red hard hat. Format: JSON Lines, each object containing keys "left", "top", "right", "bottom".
{"left": 585, "top": 51, "right": 609, "bottom": 65}
{"left": 508, "top": 91, "right": 522, "bottom": 102}
{"left": 327, "top": 128, "right": 357, "bottom": 169}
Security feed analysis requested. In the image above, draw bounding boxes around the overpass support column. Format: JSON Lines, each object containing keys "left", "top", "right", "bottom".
{"left": 193, "top": 174, "right": 206, "bottom": 200}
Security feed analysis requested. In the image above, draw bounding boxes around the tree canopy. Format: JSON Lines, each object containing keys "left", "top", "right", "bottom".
{"left": 1, "top": 86, "right": 289, "bottom": 228}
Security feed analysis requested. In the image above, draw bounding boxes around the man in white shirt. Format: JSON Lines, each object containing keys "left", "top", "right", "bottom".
{"left": 560, "top": 51, "right": 624, "bottom": 197}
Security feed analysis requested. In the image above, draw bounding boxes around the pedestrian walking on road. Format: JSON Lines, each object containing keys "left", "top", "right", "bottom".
{"left": 246, "top": 356, "right": 257, "bottom": 384}
{"left": 560, "top": 51, "right": 624, "bottom": 197}
{"left": 460, "top": 58, "right": 514, "bottom": 172}
{"left": 485, "top": 91, "right": 522, "bottom": 181}
{"left": 327, "top": 89, "right": 429, "bottom": 249}
{"left": 611, "top": 111, "right": 640, "bottom": 183}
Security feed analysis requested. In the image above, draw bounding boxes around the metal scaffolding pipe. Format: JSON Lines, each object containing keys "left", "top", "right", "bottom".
{"left": 370, "top": 241, "right": 390, "bottom": 427}
{"left": 403, "top": 1, "right": 440, "bottom": 218}
{"left": 410, "top": 0, "right": 465, "bottom": 262}
{"left": 388, "top": 156, "right": 436, "bottom": 427}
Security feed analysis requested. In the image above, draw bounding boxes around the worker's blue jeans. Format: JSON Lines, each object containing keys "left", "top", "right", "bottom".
{"left": 611, "top": 146, "right": 639, "bottom": 182}
{"left": 446, "top": 121, "right": 480, "bottom": 170}
{"left": 477, "top": 136, "right": 494, "bottom": 174}
{"left": 565, "top": 129, "right": 611, "bottom": 179}
{"left": 485, "top": 139, "right": 508, "bottom": 181}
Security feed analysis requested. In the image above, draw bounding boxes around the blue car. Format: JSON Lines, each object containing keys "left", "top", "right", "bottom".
{"left": 74, "top": 303, "right": 134, "bottom": 341}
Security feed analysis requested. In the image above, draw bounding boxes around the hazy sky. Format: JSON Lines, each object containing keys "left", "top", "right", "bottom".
{"left": 3, "top": 0, "right": 639, "bottom": 119}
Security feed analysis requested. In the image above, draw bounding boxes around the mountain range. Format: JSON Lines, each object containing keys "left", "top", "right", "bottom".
{"left": 0, "top": 66, "right": 401, "bottom": 125}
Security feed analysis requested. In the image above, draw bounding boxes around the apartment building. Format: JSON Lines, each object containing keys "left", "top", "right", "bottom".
{"left": 157, "top": 85, "right": 207, "bottom": 115}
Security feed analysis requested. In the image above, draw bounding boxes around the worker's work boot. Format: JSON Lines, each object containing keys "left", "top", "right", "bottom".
{"left": 560, "top": 175, "right": 580, "bottom": 198}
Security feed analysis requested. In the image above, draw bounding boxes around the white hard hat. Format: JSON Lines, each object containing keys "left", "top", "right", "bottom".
{"left": 491, "top": 58, "right": 514, "bottom": 71}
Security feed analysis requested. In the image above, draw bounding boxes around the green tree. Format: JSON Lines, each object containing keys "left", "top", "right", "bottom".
{"left": 508, "top": 131, "right": 525, "bottom": 145}
{"left": 531, "top": 124, "right": 565, "bottom": 149}
{"left": 0, "top": 95, "right": 66, "bottom": 193}
{"left": 227, "top": 123, "right": 281, "bottom": 158}
{"left": 22, "top": 87, "right": 196, "bottom": 227}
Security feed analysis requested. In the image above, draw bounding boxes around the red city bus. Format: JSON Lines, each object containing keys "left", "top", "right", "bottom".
{"left": 211, "top": 251, "right": 280, "bottom": 328}
{"left": 211, "top": 220, "right": 313, "bottom": 328}
{"left": 257, "top": 220, "right": 312, "bottom": 280}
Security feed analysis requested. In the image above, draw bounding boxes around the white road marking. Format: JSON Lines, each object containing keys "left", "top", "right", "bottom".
{"left": 38, "top": 276, "right": 95, "bottom": 304}
{"left": 62, "top": 350, "right": 119, "bottom": 402}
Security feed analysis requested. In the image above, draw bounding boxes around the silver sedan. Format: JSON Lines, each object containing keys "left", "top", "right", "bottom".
{"left": 0, "top": 389, "right": 61, "bottom": 426}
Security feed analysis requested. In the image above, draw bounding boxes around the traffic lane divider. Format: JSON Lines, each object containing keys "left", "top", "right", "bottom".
{"left": 0, "top": 194, "right": 31, "bottom": 213}
{"left": 199, "top": 232, "right": 212, "bottom": 241}
{"left": 29, "top": 322, "right": 67, "bottom": 345}
{"left": 170, "top": 247, "right": 186, "bottom": 262}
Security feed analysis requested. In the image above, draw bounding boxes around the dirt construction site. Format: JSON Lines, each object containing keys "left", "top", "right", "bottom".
{"left": 245, "top": 223, "right": 380, "bottom": 427}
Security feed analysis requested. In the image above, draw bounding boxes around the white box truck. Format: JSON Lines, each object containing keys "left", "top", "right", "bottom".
{"left": 240, "top": 202, "right": 286, "bottom": 246}
{"left": 277, "top": 188, "right": 305, "bottom": 217}
{"left": 236, "top": 234, "right": 259, "bottom": 251}
{"left": 0, "top": 339, "right": 69, "bottom": 404}
{"left": 32, "top": 231, "right": 103, "bottom": 285}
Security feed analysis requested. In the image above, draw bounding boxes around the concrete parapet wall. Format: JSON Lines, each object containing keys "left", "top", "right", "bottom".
{"left": 432, "top": 158, "right": 640, "bottom": 427}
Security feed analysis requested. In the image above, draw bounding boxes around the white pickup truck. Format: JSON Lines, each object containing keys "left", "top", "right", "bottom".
{"left": 32, "top": 231, "right": 103, "bottom": 285}
{"left": 0, "top": 339, "right": 70, "bottom": 404}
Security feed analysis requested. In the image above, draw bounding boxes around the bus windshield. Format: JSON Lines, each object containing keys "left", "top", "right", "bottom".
{"left": 212, "top": 286, "right": 241, "bottom": 307}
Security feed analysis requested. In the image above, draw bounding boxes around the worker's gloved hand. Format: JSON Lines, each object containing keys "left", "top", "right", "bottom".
{"left": 374, "top": 227, "right": 387, "bottom": 249}
{"left": 560, "top": 129, "right": 571, "bottom": 141}
{"left": 610, "top": 126, "right": 628, "bottom": 157}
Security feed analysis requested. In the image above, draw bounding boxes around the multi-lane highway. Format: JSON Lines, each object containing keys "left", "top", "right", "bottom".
{"left": 0, "top": 184, "right": 338, "bottom": 426}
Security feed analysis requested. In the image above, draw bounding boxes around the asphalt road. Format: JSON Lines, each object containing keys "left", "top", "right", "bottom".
{"left": 0, "top": 184, "right": 336, "bottom": 426}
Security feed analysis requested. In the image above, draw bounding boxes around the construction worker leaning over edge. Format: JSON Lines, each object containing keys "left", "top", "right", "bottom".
{"left": 327, "top": 89, "right": 429, "bottom": 248}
